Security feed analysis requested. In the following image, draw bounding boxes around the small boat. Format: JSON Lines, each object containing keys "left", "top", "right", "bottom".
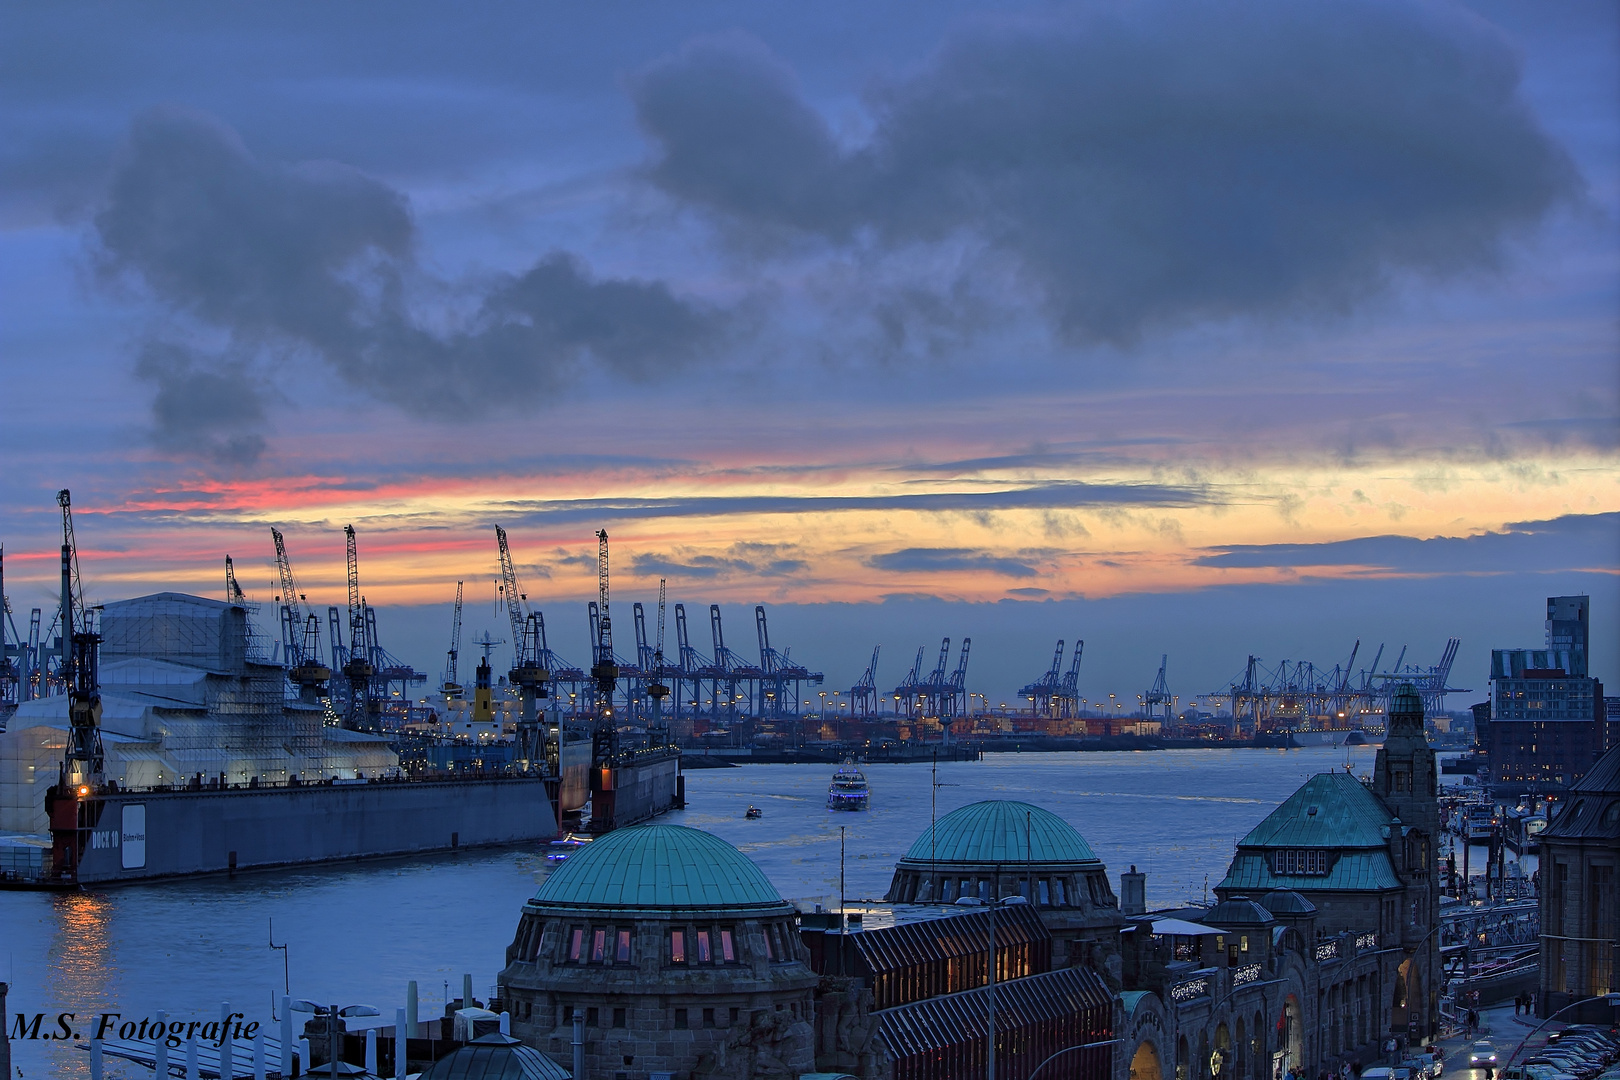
{"left": 546, "top": 833, "right": 592, "bottom": 862}
{"left": 745, "top": 806, "right": 763, "bottom": 819}
{"left": 827, "top": 759, "right": 870, "bottom": 812}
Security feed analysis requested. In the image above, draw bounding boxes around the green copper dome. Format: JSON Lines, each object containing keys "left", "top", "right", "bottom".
{"left": 903, "top": 801, "right": 1099, "bottom": 865}
{"left": 532, "top": 825, "right": 787, "bottom": 912}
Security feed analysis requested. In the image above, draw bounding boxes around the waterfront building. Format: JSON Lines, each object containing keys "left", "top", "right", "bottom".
{"left": 1536, "top": 743, "right": 1620, "bottom": 1020}
{"left": 1486, "top": 595, "right": 1607, "bottom": 793}
{"left": 499, "top": 824, "right": 820, "bottom": 1080}
{"left": 496, "top": 689, "right": 1444, "bottom": 1080}
{"left": 802, "top": 902, "right": 1113, "bottom": 1080}
{"left": 881, "top": 800, "right": 1125, "bottom": 976}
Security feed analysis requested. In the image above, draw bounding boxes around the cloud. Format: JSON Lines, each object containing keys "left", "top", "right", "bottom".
{"left": 95, "top": 107, "right": 723, "bottom": 449}
{"left": 492, "top": 478, "right": 1216, "bottom": 527}
{"left": 631, "top": 542, "right": 808, "bottom": 580}
{"left": 1195, "top": 512, "right": 1620, "bottom": 574}
{"left": 632, "top": 2, "right": 1580, "bottom": 342}
{"left": 867, "top": 547, "right": 1044, "bottom": 578}
{"left": 134, "top": 341, "right": 270, "bottom": 465}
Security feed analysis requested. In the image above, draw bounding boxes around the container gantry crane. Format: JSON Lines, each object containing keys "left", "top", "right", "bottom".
{"left": 1145, "top": 655, "right": 1172, "bottom": 721}
{"left": 0, "top": 545, "right": 18, "bottom": 716}
{"left": 1018, "top": 640, "right": 1066, "bottom": 717}
{"left": 1055, "top": 640, "right": 1084, "bottom": 718}
{"left": 849, "top": 645, "right": 881, "bottom": 717}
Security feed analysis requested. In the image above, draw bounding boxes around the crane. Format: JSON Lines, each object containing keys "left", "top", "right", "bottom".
{"left": 893, "top": 646, "right": 926, "bottom": 716}
{"left": 338, "top": 525, "right": 376, "bottom": 729}
{"left": 647, "top": 579, "right": 670, "bottom": 727}
{"left": 441, "top": 580, "right": 464, "bottom": 699}
{"left": 849, "top": 645, "right": 881, "bottom": 716}
{"left": 494, "top": 525, "right": 550, "bottom": 766}
{"left": 1055, "top": 640, "right": 1084, "bottom": 718}
{"left": 1018, "top": 640, "right": 1065, "bottom": 717}
{"left": 271, "top": 528, "right": 329, "bottom": 700}
{"left": 0, "top": 545, "right": 17, "bottom": 714}
{"left": 44, "top": 490, "right": 106, "bottom": 882}
{"left": 1145, "top": 654, "right": 1171, "bottom": 721}
{"left": 591, "top": 530, "right": 618, "bottom": 699}
{"left": 224, "top": 556, "right": 247, "bottom": 604}
{"left": 922, "top": 638, "right": 951, "bottom": 716}
{"left": 946, "top": 638, "right": 971, "bottom": 717}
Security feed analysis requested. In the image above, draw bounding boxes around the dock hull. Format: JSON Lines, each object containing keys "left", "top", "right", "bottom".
{"left": 54, "top": 777, "right": 560, "bottom": 885}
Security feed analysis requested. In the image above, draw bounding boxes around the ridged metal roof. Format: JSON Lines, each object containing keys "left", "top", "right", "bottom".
{"left": 1218, "top": 851, "right": 1402, "bottom": 893}
{"left": 1237, "top": 771, "right": 1393, "bottom": 849}
{"left": 902, "top": 800, "right": 1098, "bottom": 865}
{"left": 531, "top": 824, "right": 786, "bottom": 911}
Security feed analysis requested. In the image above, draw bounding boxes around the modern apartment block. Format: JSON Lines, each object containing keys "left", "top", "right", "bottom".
{"left": 1487, "top": 595, "right": 1607, "bottom": 794}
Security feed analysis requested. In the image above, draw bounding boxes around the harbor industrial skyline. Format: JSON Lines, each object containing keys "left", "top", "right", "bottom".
{"left": 0, "top": 0, "right": 1615, "bottom": 702}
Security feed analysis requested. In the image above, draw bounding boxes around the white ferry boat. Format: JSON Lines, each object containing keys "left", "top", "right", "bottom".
{"left": 826, "top": 759, "right": 870, "bottom": 811}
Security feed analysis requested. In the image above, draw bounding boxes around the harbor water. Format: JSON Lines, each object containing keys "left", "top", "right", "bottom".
{"left": 1, "top": 745, "right": 1512, "bottom": 1078}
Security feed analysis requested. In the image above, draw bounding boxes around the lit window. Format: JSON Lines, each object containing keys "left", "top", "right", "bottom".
{"left": 671, "top": 929, "right": 686, "bottom": 964}
{"left": 697, "top": 929, "right": 712, "bottom": 963}
{"left": 762, "top": 927, "right": 775, "bottom": 960}
{"left": 720, "top": 929, "right": 736, "bottom": 962}
{"left": 591, "top": 928, "right": 606, "bottom": 963}
{"left": 569, "top": 927, "right": 584, "bottom": 962}
{"left": 617, "top": 929, "right": 632, "bottom": 963}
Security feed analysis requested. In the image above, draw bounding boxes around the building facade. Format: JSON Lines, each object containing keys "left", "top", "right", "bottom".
{"left": 499, "top": 824, "right": 820, "bottom": 1080}
{"left": 1487, "top": 596, "right": 1608, "bottom": 793}
{"left": 1537, "top": 744, "right": 1620, "bottom": 1020}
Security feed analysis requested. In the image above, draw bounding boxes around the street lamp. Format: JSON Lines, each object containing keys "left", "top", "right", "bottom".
{"left": 1028, "top": 1039, "right": 1124, "bottom": 1080}
{"left": 289, "top": 1001, "right": 380, "bottom": 1076}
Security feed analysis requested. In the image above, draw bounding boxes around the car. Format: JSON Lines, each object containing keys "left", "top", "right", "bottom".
{"left": 1405, "top": 1057, "right": 1442, "bottom": 1080}
{"left": 1474, "top": 1044, "right": 1502, "bottom": 1076}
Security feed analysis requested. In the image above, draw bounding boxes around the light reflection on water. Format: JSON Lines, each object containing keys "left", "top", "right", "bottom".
{"left": 6, "top": 745, "right": 1456, "bottom": 1078}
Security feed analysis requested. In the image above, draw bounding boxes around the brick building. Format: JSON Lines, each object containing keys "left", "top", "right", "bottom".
{"left": 1537, "top": 744, "right": 1620, "bottom": 1020}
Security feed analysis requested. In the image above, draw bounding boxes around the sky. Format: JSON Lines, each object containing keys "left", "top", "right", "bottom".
{"left": 1, "top": 0, "right": 1616, "bottom": 705}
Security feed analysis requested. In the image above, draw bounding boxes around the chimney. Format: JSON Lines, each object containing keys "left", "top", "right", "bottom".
{"left": 1121, "top": 866, "right": 1146, "bottom": 916}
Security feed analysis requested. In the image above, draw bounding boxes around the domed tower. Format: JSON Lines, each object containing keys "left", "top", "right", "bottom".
{"left": 1373, "top": 683, "right": 1440, "bottom": 1041}
{"left": 500, "top": 825, "right": 818, "bottom": 1079}
{"left": 883, "top": 800, "right": 1123, "bottom": 975}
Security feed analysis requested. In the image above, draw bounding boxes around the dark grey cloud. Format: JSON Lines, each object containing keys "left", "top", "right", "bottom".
{"left": 1195, "top": 512, "right": 1619, "bottom": 573}
{"left": 95, "top": 107, "right": 722, "bottom": 449}
{"left": 134, "top": 342, "right": 270, "bottom": 465}
{"left": 867, "top": 547, "right": 1044, "bottom": 578}
{"left": 630, "top": 542, "right": 808, "bottom": 580}
{"left": 632, "top": 2, "right": 1580, "bottom": 341}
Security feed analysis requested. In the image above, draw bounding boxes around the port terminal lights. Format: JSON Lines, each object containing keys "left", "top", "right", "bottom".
{"left": 289, "top": 1000, "right": 380, "bottom": 1076}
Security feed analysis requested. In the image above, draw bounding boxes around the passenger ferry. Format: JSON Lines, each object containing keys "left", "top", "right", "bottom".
{"left": 827, "top": 759, "right": 870, "bottom": 811}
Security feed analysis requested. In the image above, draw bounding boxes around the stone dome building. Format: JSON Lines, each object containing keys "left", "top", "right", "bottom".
{"left": 882, "top": 800, "right": 1123, "bottom": 975}
{"left": 499, "top": 824, "right": 818, "bottom": 1080}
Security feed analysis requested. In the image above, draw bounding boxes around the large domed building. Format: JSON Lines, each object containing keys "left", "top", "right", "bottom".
{"left": 499, "top": 824, "right": 818, "bottom": 1080}
{"left": 883, "top": 800, "right": 1124, "bottom": 975}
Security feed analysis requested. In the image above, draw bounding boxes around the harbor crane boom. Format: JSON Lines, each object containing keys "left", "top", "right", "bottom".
{"left": 224, "top": 556, "right": 246, "bottom": 604}
{"left": 591, "top": 530, "right": 618, "bottom": 696}
{"left": 442, "top": 580, "right": 464, "bottom": 697}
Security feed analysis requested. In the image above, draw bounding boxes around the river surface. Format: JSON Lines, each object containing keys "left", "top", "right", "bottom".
{"left": 2, "top": 746, "right": 1515, "bottom": 1077}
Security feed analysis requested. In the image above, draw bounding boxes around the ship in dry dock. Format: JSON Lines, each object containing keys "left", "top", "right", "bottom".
{"left": 0, "top": 495, "right": 678, "bottom": 888}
